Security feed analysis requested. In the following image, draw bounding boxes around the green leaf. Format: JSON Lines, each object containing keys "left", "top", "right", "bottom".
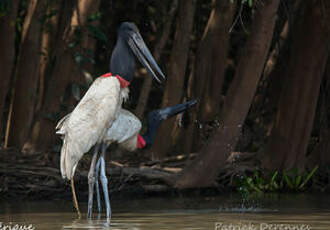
{"left": 284, "top": 173, "right": 294, "bottom": 189}
{"left": 270, "top": 171, "right": 278, "bottom": 184}
{"left": 248, "top": 0, "right": 253, "bottom": 7}
{"left": 295, "top": 175, "right": 302, "bottom": 187}
{"left": 299, "top": 166, "right": 318, "bottom": 189}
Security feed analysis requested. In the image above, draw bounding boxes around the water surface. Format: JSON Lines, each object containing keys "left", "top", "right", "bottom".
{"left": 1, "top": 193, "right": 330, "bottom": 229}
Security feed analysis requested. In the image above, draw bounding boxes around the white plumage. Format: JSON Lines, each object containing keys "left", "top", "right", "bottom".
{"left": 57, "top": 107, "right": 141, "bottom": 157}
{"left": 56, "top": 77, "right": 129, "bottom": 180}
{"left": 104, "top": 108, "right": 142, "bottom": 151}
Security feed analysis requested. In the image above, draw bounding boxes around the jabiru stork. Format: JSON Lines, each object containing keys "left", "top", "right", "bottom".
{"left": 56, "top": 22, "right": 165, "bottom": 219}
{"left": 57, "top": 100, "right": 197, "bottom": 219}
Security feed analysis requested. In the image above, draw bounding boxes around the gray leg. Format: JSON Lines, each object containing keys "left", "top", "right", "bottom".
{"left": 87, "top": 144, "right": 100, "bottom": 219}
{"left": 100, "top": 142, "right": 111, "bottom": 220}
{"left": 95, "top": 158, "right": 102, "bottom": 214}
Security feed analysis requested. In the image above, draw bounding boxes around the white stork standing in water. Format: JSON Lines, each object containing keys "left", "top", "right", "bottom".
{"left": 55, "top": 22, "right": 165, "bottom": 220}
{"left": 57, "top": 100, "right": 197, "bottom": 219}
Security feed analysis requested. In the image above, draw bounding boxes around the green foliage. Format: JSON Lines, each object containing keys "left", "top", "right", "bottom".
{"left": 87, "top": 24, "right": 107, "bottom": 43}
{"left": 235, "top": 166, "right": 319, "bottom": 195}
{"left": 87, "top": 12, "right": 102, "bottom": 22}
{"left": 235, "top": 170, "right": 282, "bottom": 195}
{"left": 283, "top": 166, "right": 319, "bottom": 191}
{"left": 69, "top": 11, "right": 106, "bottom": 69}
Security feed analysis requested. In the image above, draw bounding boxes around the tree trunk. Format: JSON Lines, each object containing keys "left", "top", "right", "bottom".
{"left": 263, "top": 0, "right": 330, "bottom": 171}
{"left": 134, "top": 0, "right": 178, "bottom": 119}
{"left": 151, "top": 0, "right": 196, "bottom": 160}
{"left": 36, "top": 0, "right": 63, "bottom": 113}
{"left": 198, "top": 0, "right": 234, "bottom": 121}
{"left": 260, "top": 0, "right": 303, "bottom": 137}
{"left": 8, "top": 0, "right": 46, "bottom": 149}
{"left": 183, "top": 0, "right": 235, "bottom": 154}
{"left": 0, "top": 0, "right": 19, "bottom": 139}
{"left": 173, "top": 0, "right": 280, "bottom": 189}
{"left": 307, "top": 59, "right": 330, "bottom": 169}
{"left": 23, "top": 0, "right": 101, "bottom": 153}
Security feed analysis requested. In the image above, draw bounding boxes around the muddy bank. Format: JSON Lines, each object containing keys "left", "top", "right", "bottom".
{"left": 0, "top": 147, "right": 225, "bottom": 200}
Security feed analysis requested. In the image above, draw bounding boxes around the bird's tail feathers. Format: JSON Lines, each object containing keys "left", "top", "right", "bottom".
{"left": 60, "top": 135, "right": 79, "bottom": 180}
{"left": 60, "top": 136, "right": 68, "bottom": 179}
{"left": 55, "top": 113, "right": 71, "bottom": 135}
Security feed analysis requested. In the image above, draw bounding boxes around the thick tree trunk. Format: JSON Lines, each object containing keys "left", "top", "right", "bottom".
{"left": 0, "top": 0, "right": 19, "bottom": 139}
{"left": 173, "top": 0, "right": 280, "bottom": 189}
{"left": 183, "top": 0, "right": 234, "bottom": 154}
{"left": 307, "top": 59, "right": 330, "bottom": 169}
{"left": 134, "top": 0, "right": 178, "bottom": 119}
{"left": 151, "top": 0, "right": 196, "bottom": 160}
{"left": 263, "top": 0, "right": 330, "bottom": 171}
{"left": 36, "top": 0, "right": 63, "bottom": 113}
{"left": 260, "top": 0, "right": 303, "bottom": 137}
{"left": 24, "top": 0, "right": 101, "bottom": 153}
{"left": 198, "top": 0, "right": 234, "bottom": 121}
{"left": 8, "top": 0, "right": 46, "bottom": 148}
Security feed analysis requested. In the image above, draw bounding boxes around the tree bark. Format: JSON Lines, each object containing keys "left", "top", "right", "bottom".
{"left": 151, "top": 0, "right": 196, "bottom": 160}
{"left": 183, "top": 0, "right": 235, "bottom": 154}
{"left": 24, "top": 0, "right": 101, "bottom": 153}
{"left": 134, "top": 0, "right": 178, "bottom": 119}
{"left": 8, "top": 0, "right": 46, "bottom": 148}
{"left": 173, "top": 0, "right": 280, "bottom": 189}
{"left": 259, "top": 0, "right": 303, "bottom": 137}
{"left": 35, "top": 0, "right": 63, "bottom": 113}
{"left": 0, "top": 0, "right": 19, "bottom": 139}
{"left": 307, "top": 59, "right": 330, "bottom": 169}
{"left": 263, "top": 0, "right": 330, "bottom": 171}
{"left": 198, "top": 0, "right": 234, "bottom": 121}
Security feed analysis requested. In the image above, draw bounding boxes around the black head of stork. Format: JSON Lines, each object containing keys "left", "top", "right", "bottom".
{"left": 110, "top": 22, "right": 165, "bottom": 83}
{"left": 142, "top": 99, "right": 198, "bottom": 148}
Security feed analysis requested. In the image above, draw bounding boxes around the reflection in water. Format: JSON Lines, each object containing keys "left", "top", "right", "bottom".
{"left": 1, "top": 194, "right": 330, "bottom": 229}
{"left": 63, "top": 218, "right": 110, "bottom": 229}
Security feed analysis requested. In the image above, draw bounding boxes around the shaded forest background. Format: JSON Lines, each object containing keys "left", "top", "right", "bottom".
{"left": 1, "top": 0, "right": 330, "bottom": 196}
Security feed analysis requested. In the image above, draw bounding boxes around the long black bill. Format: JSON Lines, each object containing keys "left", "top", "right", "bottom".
{"left": 157, "top": 99, "right": 198, "bottom": 120}
{"left": 128, "top": 32, "right": 166, "bottom": 83}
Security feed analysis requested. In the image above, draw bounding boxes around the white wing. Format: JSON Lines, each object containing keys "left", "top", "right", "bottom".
{"left": 59, "top": 77, "right": 123, "bottom": 179}
{"left": 105, "top": 108, "right": 142, "bottom": 151}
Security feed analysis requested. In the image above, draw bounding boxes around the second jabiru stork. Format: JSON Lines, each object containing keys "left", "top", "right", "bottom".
{"left": 56, "top": 22, "right": 165, "bottom": 219}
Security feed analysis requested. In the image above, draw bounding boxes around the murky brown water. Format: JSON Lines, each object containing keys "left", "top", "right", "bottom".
{"left": 1, "top": 193, "right": 330, "bottom": 229}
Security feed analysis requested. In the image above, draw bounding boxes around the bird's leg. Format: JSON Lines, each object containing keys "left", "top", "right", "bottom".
{"left": 87, "top": 144, "right": 100, "bottom": 219}
{"left": 71, "top": 178, "right": 81, "bottom": 219}
{"left": 94, "top": 157, "right": 102, "bottom": 215}
{"left": 99, "top": 142, "right": 111, "bottom": 220}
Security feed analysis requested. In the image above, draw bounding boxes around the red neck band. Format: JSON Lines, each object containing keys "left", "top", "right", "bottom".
{"left": 137, "top": 134, "right": 146, "bottom": 149}
{"left": 100, "top": 73, "right": 130, "bottom": 88}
